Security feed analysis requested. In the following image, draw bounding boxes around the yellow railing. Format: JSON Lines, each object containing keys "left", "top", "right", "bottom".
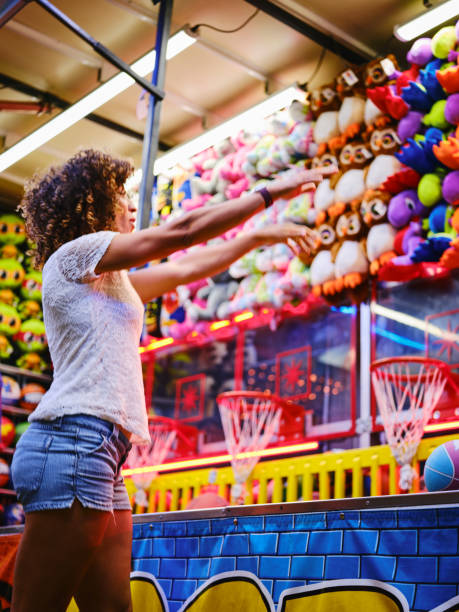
{"left": 125, "top": 433, "right": 459, "bottom": 514}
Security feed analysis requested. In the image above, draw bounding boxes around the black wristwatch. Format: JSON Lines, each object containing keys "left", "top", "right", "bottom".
{"left": 255, "top": 186, "right": 273, "bottom": 209}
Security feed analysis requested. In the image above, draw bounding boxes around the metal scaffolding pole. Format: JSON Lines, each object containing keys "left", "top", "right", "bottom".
{"left": 137, "top": 0, "right": 173, "bottom": 230}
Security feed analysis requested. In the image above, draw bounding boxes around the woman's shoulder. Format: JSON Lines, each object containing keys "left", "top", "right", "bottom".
{"left": 44, "top": 231, "right": 118, "bottom": 270}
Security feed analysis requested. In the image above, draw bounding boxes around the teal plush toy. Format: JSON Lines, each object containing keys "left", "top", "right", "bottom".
{"left": 0, "top": 259, "right": 25, "bottom": 290}
{"left": 0, "top": 303, "right": 21, "bottom": 336}
{"left": 0, "top": 214, "right": 26, "bottom": 246}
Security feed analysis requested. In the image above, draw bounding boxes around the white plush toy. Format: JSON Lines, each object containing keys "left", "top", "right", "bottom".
{"left": 313, "top": 111, "right": 340, "bottom": 145}
{"left": 365, "top": 154, "right": 402, "bottom": 190}
{"left": 338, "top": 96, "right": 366, "bottom": 134}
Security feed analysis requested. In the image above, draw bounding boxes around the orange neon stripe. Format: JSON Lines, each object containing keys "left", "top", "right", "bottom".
{"left": 234, "top": 311, "right": 254, "bottom": 322}
{"left": 122, "top": 441, "right": 319, "bottom": 477}
{"left": 424, "top": 420, "right": 459, "bottom": 433}
{"left": 210, "top": 320, "right": 230, "bottom": 330}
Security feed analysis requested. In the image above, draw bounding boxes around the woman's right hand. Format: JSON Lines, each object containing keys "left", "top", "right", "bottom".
{"left": 267, "top": 165, "right": 338, "bottom": 200}
{"left": 252, "top": 222, "right": 318, "bottom": 257}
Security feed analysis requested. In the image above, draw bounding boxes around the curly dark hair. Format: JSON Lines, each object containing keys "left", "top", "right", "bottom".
{"left": 18, "top": 148, "right": 134, "bottom": 268}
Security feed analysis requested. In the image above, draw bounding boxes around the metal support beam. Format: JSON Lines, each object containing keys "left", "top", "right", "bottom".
{"left": 34, "top": 0, "right": 165, "bottom": 101}
{"left": 137, "top": 0, "right": 173, "bottom": 230}
{"left": 0, "top": 71, "right": 170, "bottom": 149}
{"left": 244, "top": 0, "right": 373, "bottom": 64}
{"left": 0, "top": 0, "right": 30, "bottom": 28}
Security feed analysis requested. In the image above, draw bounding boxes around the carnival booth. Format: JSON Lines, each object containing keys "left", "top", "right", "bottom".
{"left": 0, "top": 1, "right": 459, "bottom": 611}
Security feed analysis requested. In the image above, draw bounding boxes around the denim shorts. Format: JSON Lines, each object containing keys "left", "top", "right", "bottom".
{"left": 11, "top": 414, "right": 133, "bottom": 513}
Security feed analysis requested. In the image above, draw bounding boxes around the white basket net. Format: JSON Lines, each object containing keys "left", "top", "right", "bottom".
{"left": 126, "top": 426, "right": 177, "bottom": 506}
{"left": 217, "top": 392, "right": 282, "bottom": 502}
{"left": 371, "top": 358, "right": 448, "bottom": 490}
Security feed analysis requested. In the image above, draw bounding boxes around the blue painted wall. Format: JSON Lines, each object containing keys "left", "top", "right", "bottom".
{"left": 131, "top": 503, "right": 459, "bottom": 612}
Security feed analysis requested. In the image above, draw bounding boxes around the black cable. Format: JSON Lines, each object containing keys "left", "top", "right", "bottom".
{"left": 190, "top": 8, "right": 259, "bottom": 34}
{"left": 299, "top": 46, "right": 327, "bottom": 91}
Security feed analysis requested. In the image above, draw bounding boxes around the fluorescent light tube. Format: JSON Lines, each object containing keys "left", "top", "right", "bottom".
{"left": 153, "top": 85, "right": 305, "bottom": 175}
{"left": 394, "top": 0, "right": 459, "bottom": 41}
{"left": 0, "top": 30, "right": 196, "bottom": 173}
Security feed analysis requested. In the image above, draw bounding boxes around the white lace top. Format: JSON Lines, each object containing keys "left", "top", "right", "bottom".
{"left": 29, "top": 231, "right": 150, "bottom": 444}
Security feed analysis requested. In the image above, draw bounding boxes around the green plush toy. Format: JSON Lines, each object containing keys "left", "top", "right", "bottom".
{"left": 422, "top": 100, "right": 452, "bottom": 131}
{"left": 20, "top": 270, "right": 42, "bottom": 301}
{"left": 417, "top": 172, "right": 444, "bottom": 207}
{"left": 0, "top": 332, "right": 13, "bottom": 360}
{"left": 15, "top": 318, "right": 47, "bottom": 353}
{"left": 0, "top": 214, "right": 26, "bottom": 246}
{"left": 431, "top": 26, "right": 457, "bottom": 59}
{"left": 0, "top": 244, "right": 24, "bottom": 263}
{"left": 0, "top": 258, "right": 25, "bottom": 290}
{"left": 0, "top": 303, "right": 21, "bottom": 336}
{"left": 18, "top": 299, "right": 42, "bottom": 320}
{"left": 14, "top": 318, "right": 48, "bottom": 372}
{"left": 0, "top": 288, "right": 19, "bottom": 307}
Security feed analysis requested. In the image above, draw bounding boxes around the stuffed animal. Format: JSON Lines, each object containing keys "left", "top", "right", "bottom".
{"left": 0, "top": 303, "right": 21, "bottom": 337}
{"left": 20, "top": 270, "right": 42, "bottom": 301}
{"left": 333, "top": 203, "right": 369, "bottom": 292}
{"left": 387, "top": 189, "right": 426, "bottom": 228}
{"left": 433, "top": 126, "right": 459, "bottom": 169}
{"left": 0, "top": 214, "right": 26, "bottom": 246}
{"left": 392, "top": 221, "right": 424, "bottom": 266}
{"left": 365, "top": 154, "right": 402, "bottom": 191}
{"left": 14, "top": 318, "right": 48, "bottom": 372}
{"left": 407, "top": 38, "right": 433, "bottom": 67}
{"left": 0, "top": 259, "right": 25, "bottom": 291}
{"left": 360, "top": 189, "right": 397, "bottom": 273}
{"left": 309, "top": 82, "right": 340, "bottom": 119}
{"left": 310, "top": 218, "right": 338, "bottom": 297}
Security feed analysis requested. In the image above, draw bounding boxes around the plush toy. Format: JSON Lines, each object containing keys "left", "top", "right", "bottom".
{"left": 0, "top": 244, "right": 24, "bottom": 263}
{"left": 387, "top": 189, "right": 426, "bottom": 228}
{"left": 436, "top": 57, "right": 459, "bottom": 94}
{"left": 0, "top": 333, "right": 13, "bottom": 361}
{"left": 0, "top": 303, "right": 21, "bottom": 337}
{"left": 309, "top": 82, "right": 340, "bottom": 118}
{"left": 360, "top": 189, "right": 397, "bottom": 273}
{"left": 365, "top": 154, "right": 402, "bottom": 190}
{"left": 445, "top": 94, "right": 459, "bottom": 126}
{"left": 0, "top": 289, "right": 18, "bottom": 307}
{"left": 0, "top": 259, "right": 25, "bottom": 290}
{"left": 20, "top": 270, "right": 42, "bottom": 301}
{"left": 0, "top": 214, "right": 26, "bottom": 246}
{"left": 18, "top": 299, "right": 42, "bottom": 320}
{"left": 442, "top": 170, "right": 459, "bottom": 206}
{"left": 187, "top": 269, "right": 239, "bottom": 322}
{"left": 431, "top": 26, "right": 457, "bottom": 60}
{"left": 433, "top": 126, "right": 459, "bottom": 169}
{"left": 333, "top": 203, "right": 369, "bottom": 292}
{"left": 423, "top": 100, "right": 452, "bottom": 131}
{"left": 224, "top": 274, "right": 261, "bottom": 315}
{"left": 397, "top": 111, "right": 424, "bottom": 143}
{"left": 407, "top": 37, "right": 433, "bottom": 67}
{"left": 313, "top": 111, "right": 340, "bottom": 146}
{"left": 417, "top": 170, "right": 446, "bottom": 208}
{"left": 392, "top": 221, "right": 424, "bottom": 266}
{"left": 369, "top": 123, "right": 402, "bottom": 156}
{"left": 336, "top": 66, "right": 366, "bottom": 99}
{"left": 310, "top": 218, "right": 338, "bottom": 297}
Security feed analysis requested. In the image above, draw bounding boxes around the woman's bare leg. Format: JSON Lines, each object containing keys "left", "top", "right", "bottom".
{"left": 74, "top": 509, "right": 133, "bottom": 612}
{"left": 11, "top": 500, "right": 111, "bottom": 612}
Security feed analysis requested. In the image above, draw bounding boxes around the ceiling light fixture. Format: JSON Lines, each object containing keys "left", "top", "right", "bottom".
{"left": 394, "top": 0, "right": 459, "bottom": 41}
{"left": 153, "top": 85, "right": 305, "bottom": 175}
{"left": 0, "top": 29, "right": 196, "bottom": 173}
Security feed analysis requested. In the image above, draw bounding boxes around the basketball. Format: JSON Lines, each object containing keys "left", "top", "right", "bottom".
{"left": 19, "top": 382, "right": 46, "bottom": 411}
{"left": 1, "top": 416, "right": 15, "bottom": 448}
{"left": 424, "top": 440, "right": 459, "bottom": 492}
{"left": 1, "top": 375, "right": 20, "bottom": 405}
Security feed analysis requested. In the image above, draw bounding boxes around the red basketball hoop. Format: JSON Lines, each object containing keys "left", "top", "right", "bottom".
{"left": 216, "top": 391, "right": 303, "bottom": 503}
{"left": 371, "top": 356, "right": 450, "bottom": 491}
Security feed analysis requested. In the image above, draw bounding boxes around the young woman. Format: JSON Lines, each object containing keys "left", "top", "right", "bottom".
{"left": 11, "top": 148, "right": 335, "bottom": 611}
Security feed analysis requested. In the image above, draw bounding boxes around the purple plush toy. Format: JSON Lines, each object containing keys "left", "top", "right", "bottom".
{"left": 442, "top": 170, "right": 459, "bottom": 206}
{"left": 393, "top": 221, "right": 424, "bottom": 266}
{"left": 397, "top": 111, "right": 424, "bottom": 142}
{"left": 407, "top": 38, "right": 433, "bottom": 66}
{"left": 445, "top": 94, "right": 459, "bottom": 126}
{"left": 387, "top": 189, "right": 426, "bottom": 228}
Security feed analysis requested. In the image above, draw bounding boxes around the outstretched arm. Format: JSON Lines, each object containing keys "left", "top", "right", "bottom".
{"left": 95, "top": 166, "right": 336, "bottom": 274}
{"left": 129, "top": 223, "right": 317, "bottom": 303}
